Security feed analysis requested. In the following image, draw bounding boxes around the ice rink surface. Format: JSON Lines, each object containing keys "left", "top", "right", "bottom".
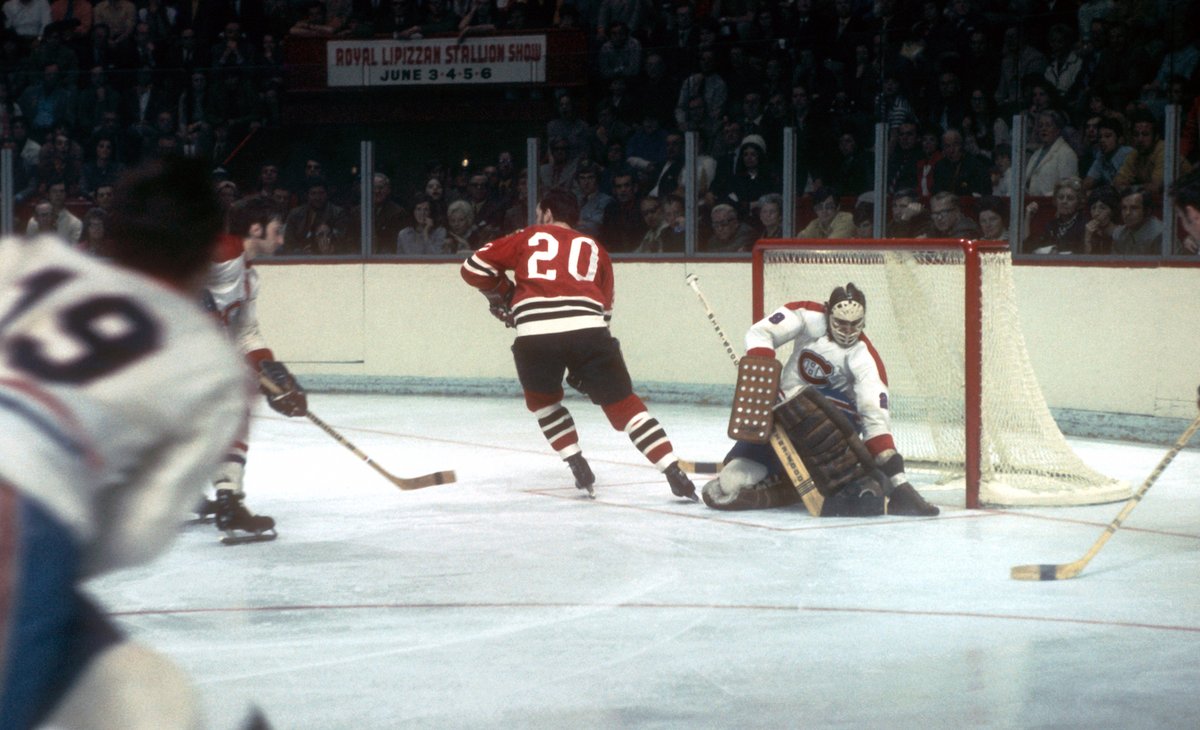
{"left": 87, "top": 394, "right": 1200, "bottom": 729}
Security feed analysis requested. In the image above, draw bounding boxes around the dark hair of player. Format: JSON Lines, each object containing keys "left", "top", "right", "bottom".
{"left": 105, "top": 157, "right": 223, "bottom": 282}
{"left": 1170, "top": 167, "right": 1200, "bottom": 211}
{"left": 538, "top": 188, "right": 580, "bottom": 226}
{"left": 227, "top": 196, "right": 284, "bottom": 238}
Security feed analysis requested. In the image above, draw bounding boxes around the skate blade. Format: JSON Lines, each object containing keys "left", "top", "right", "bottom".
{"left": 184, "top": 516, "right": 216, "bottom": 526}
{"left": 221, "top": 529, "right": 278, "bottom": 546}
{"left": 576, "top": 484, "right": 595, "bottom": 499}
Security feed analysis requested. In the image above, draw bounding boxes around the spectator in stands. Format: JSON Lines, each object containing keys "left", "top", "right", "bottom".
{"left": 456, "top": 0, "right": 499, "bottom": 41}
{"left": 828, "top": 130, "right": 872, "bottom": 198}
{"left": 1082, "top": 116, "right": 1131, "bottom": 192}
{"left": 1111, "top": 187, "right": 1163, "bottom": 256}
{"left": 93, "top": 0, "right": 134, "bottom": 46}
{"left": 633, "top": 194, "right": 668, "bottom": 253}
{"left": 595, "top": 0, "right": 656, "bottom": 42}
{"left": 961, "top": 28, "right": 1000, "bottom": 99}
{"left": 886, "top": 120, "right": 921, "bottom": 194}
{"left": 601, "top": 170, "right": 645, "bottom": 252}
{"left": 995, "top": 26, "right": 1047, "bottom": 113}
{"left": 283, "top": 176, "right": 347, "bottom": 254}
{"left": 397, "top": 193, "right": 449, "bottom": 255}
{"left": 75, "top": 67, "right": 120, "bottom": 142}
{"left": 8, "top": 119, "right": 40, "bottom": 183}
{"left": 501, "top": 169, "right": 528, "bottom": 233}
{"left": 927, "top": 70, "right": 969, "bottom": 138}
{"left": 797, "top": 187, "right": 854, "bottom": 239}
{"left": 1025, "top": 111, "right": 1079, "bottom": 197}
{"left": 716, "top": 134, "right": 778, "bottom": 219}
{"left": 587, "top": 103, "right": 632, "bottom": 164}
{"left": 137, "top": 0, "right": 178, "bottom": 43}
{"left": 598, "top": 20, "right": 642, "bottom": 80}
{"left": 915, "top": 125, "right": 941, "bottom": 198}
{"left": 422, "top": 175, "right": 448, "bottom": 224}
{"left": 77, "top": 206, "right": 109, "bottom": 254}
{"left": 539, "top": 137, "right": 579, "bottom": 194}
{"left": 674, "top": 48, "right": 727, "bottom": 133}
{"left": 214, "top": 178, "right": 240, "bottom": 211}
{"left": 1083, "top": 185, "right": 1119, "bottom": 254}
{"left": 888, "top": 188, "right": 930, "bottom": 238}
{"left": 976, "top": 195, "right": 1009, "bottom": 241}
{"left": 29, "top": 17, "right": 79, "bottom": 77}
{"left": 445, "top": 198, "right": 482, "bottom": 252}
{"left": 352, "top": 172, "right": 409, "bottom": 255}
{"left": 932, "top": 128, "right": 990, "bottom": 197}
{"left": 80, "top": 135, "right": 122, "bottom": 197}
{"left": 929, "top": 190, "right": 981, "bottom": 239}
{"left": 756, "top": 192, "right": 783, "bottom": 239}
{"left": 876, "top": 72, "right": 916, "bottom": 134}
{"left": 575, "top": 159, "right": 613, "bottom": 237}
{"left": 26, "top": 180, "right": 83, "bottom": 242}
{"left": 705, "top": 202, "right": 755, "bottom": 252}
{"left": 634, "top": 51, "right": 676, "bottom": 129}
{"left": 1024, "top": 176, "right": 1087, "bottom": 254}
{"left": 852, "top": 199, "right": 873, "bottom": 238}
{"left": 1042, "top": 23, "right": 1085, "bottom": 107}
{"left": 1112, "top": 112, "right": 1172, "bottom": 196}
{"left": 290, "top": 0, "right": 349, "bottom": 37}
{"left": 963, "top": 86, "right": 1008, "bottom": 160}
{"left": 991, "top": 144, "right": 1012, "bottom": 196}
{"left": 546, "top": 93, "right": 590, "bottom": 163}
{"left": 463, "top": 170, "right": 504, "bottom": 239}
{"left": 18, "top": 62, "right": 74, "bottom": 139}
{"left": 36, "top": 129, "right": 83, "bottom": 195}
{"left": 90, "top": 181, "right": 114, "bottom": 214}
{"left": 625, "top": 113, "right": 668, "bottom": 172}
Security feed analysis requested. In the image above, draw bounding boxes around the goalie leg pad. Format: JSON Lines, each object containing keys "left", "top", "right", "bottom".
{"left": 701, "top": 458, "right": 800, "bottom": 511}
{"left": 728, "top": 355, "right": 782, "bottom": 443}
{"left": 774, "top": 388, "right": 885, "bottom": 498}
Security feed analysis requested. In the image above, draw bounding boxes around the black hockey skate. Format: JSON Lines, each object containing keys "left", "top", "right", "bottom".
{"left": 566, "top": 453, "right": 595, "bottom": 498}
{"left": 215, "top": 488, "right": 277, "bottom": 545}
{"left": 665, "top": 463, "right": 698, "bottom": 502}
{"left": 186, "top": 494, "right": 219, "bottom": 525}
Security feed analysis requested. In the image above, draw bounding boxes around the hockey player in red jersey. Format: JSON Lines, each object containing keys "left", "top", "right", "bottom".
{"left": 703, "top": 283, "right": 940, "bottom": 516}
{"left": 196, "top": 196, "right": 308, "bottom": 543}
{"left": 0, "top": 158, "right": 253, "bottom": 728}
{"left": 461, "top": 189, "right": 697, "bottom": 501}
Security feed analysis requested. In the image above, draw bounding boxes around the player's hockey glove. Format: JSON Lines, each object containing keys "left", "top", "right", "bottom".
{"left": 260, "top": 360, "right": 307, "bottom": 417}
{"left": 481, "top": 277, "right": 515, "bottom": 328}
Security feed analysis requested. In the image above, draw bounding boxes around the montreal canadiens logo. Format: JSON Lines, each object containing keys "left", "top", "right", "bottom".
{"left": 799, "top": 350, "right": 833, "bottom": 384}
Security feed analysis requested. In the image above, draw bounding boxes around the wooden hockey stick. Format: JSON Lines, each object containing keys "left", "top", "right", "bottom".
{"left": 1010, "top": 411, "right": 1200, "bottom": 581}
{"left": 676, "top": 459, "right": 722, "bottom": 474}
{"left": 259, "top": 375, "right": 456, "bottom": 491}
{"left": 684, "top": 274, "right": 824, "bottom": 516}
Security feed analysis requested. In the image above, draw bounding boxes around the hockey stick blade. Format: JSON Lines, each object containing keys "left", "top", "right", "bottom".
{"left": 1010, "top": 411, "right": 1200, "bottom": 581}
{"left": 677, "top": 459, "right": 722, "bottom": 474}
{"left": 258, "top": 374, "right": 457, "bottom": 493}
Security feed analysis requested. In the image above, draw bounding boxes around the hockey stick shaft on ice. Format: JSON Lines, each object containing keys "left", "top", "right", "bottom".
{"left": 684, "top": 274, "right": 823, "bottom": 516}
{"left": 1010, "top": 411, "right": 1200, "bottom": 581}
{"left": 258, "top": 375, "right": 456, "bottom": 491}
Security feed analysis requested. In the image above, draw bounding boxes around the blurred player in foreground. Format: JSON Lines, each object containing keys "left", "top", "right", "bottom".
{"left": 0, "top": 158, "right": 250, "bottom": 728}
{"left": 703, "top": 283, "right": 940, "bottom": 517}
{"left": 194, "top": 196, "right": 308, "bottom": 544}
{"left": 461, "top": 189, "right": 697, "bottom": 501}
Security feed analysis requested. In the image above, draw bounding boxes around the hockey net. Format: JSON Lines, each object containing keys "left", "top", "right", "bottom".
{"left": 753, "top": 239, "right": 1129, "bottom": 508}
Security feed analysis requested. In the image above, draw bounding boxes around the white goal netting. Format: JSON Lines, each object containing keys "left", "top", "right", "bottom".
{"left": 758, "top": 242, "right": 1129, "bottom": 507}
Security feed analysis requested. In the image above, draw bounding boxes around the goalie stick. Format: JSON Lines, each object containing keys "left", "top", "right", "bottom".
{"left": 258, "top": 375, "right": 456, "bottom": 491}
{"left": 685, "top": 274, "right": 823, "bottom": 516}
{"left": 1010, "top": 411, "right": 1200, "bottom": 581}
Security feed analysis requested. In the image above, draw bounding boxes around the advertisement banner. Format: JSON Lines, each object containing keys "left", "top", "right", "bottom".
{"left": 326, "top": 36, "right": 547, "bottom": 87}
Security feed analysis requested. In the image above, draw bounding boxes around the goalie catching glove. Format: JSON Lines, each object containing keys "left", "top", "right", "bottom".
{"left": 480, "top": 276, "right": 515, "bottom": 327}
{"left": 260, "top": 360, "right": 307, "bottom": 417}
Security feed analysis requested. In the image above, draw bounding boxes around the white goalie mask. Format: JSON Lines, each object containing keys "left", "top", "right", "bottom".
{"left": 827, "top": 283, "right": 866, "bottom": 347}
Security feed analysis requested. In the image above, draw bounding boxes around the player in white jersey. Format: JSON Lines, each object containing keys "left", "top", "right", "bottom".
{"left": 709, "top": 283, "right": 939, "bottom": 516}
{"left": 194, "top": 196, "right": 306, "bottom": 543}
{"left": 0, "top": 158, "right": 251, "bottom": 729}
{"left": 461, "top": 189, "right": 697, "bottom": 501}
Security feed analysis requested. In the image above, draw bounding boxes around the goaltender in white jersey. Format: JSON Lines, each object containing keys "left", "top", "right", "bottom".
{"left": 0, "top": 158, "right": 252, "bottom": 729}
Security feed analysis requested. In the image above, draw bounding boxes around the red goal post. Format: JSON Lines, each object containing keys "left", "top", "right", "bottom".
{"left": 753, "top": 238, "right": 1129, "bottom": 509}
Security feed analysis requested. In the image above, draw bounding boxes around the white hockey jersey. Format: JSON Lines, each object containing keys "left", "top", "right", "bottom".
{"left": 0, "top": 236, "right": 249, "bottom": 575}
{"left": 746, "top": 300, "right": 896, "bottom": 455}
{"left": 204, "top": 235, "right": 270, "bottom": 360}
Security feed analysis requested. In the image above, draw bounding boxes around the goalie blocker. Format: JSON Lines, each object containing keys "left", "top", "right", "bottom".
{"left": 703, "top": 388, "right": 938, "bottom": 517}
